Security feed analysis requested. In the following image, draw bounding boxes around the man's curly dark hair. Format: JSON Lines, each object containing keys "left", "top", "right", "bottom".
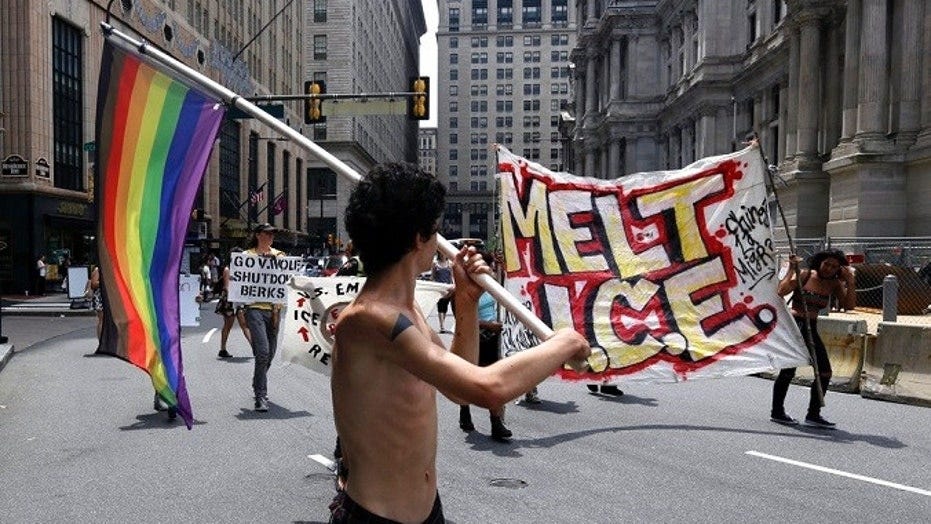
{"left": 344, "top": 162, "right": 446, "bottom": 276}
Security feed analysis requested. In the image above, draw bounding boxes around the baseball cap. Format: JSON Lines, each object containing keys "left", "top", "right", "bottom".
{"left": 254, "top": 222, "right": 276, "bottom": 233}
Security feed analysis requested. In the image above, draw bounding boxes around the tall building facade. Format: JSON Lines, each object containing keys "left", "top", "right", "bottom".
{"left": 0, "top": 0, "right": 310, "bottom": 293}
{"left": 437, "top": 0, "right": 577, "bottom": 242}
{"left": 571, "top": 0, "right": 931, "bottom": 238}
{"left": 303, "top": 0, "right": 426, "bottom": 251}
{"left": 419, "top": 127, "right": 438, "bottom": 175}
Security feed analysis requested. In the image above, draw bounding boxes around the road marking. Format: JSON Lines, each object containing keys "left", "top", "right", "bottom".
{"left": 308, "top": 453, "right": 337, "bottom": 472}
{"left": 746, "top": 450, "right": 931, "bottom": 497}
{"left": 202, "top": 328, "right": 217, "bottom": 344}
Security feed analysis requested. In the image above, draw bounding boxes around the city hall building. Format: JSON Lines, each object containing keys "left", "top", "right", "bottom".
{"left": 570, "top": 0, "right": 931, "bottom": 239}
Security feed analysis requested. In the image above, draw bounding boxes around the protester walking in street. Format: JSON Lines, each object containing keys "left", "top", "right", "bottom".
{"left": 216, "top": 247, "right": 251, "bottom": 358}
{"left": 431, "top": 253, "right": 454, "bottom": 333}
{"left": 243, "top": 223, "right": 285, "bottom": 412}
{"left": 88, "top": 265, "right": 104, "bottom": 343}
{"left": 328, "top": 162, "right": 590, "bottom": 522}
{"left": 771, "top": 250, "right": 856, "bottom": 428}
{"left": 457, "top": 251, "right": 512, "bottom": 441}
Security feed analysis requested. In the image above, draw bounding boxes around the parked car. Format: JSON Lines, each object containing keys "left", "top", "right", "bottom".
{"left": 322, "top": 254, "right": 348, "bottom": 277}
{"left": 303, "top": 256, "right": 323, "bottom": 277}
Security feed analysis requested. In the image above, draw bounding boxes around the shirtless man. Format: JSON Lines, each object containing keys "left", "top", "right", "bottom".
{"left": 330, "top": 163, "right": 590, "bottom": 523}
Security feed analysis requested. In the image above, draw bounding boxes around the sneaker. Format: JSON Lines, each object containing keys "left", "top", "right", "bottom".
{"left": 490, "top": 416, "right": 512, "bottom": 442}
{"left": 804, "top": 415, "right": 836, "bottom": 429}
{"left": 255, "top": 397, "right": 268, "bottom": 412}
{"left": 218, "top": 349, "right": 232, "bottom": 358}
{"left": 586, "top": 384, "right": 599, "bottom": 393}
{"left": 523, "top": 389, "right": 542, "bottom": 404}
{"left": 153, "top": 393, "right": 168, "bottom": 412}
{"left": 600, "top": 385, "right": 624, "bottom": 396}
{"left": 770, "top": 413, "right": 799, "bottom": 426}
{"left": 167, "top": 406, "right": 178, "bottom": 421}
{"left": 459, "top": 405, "right": 474, "bottom": 431}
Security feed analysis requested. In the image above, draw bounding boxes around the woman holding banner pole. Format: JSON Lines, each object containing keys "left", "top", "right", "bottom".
{"left": 771, "top": 250, "right": 855, "bottom": 428}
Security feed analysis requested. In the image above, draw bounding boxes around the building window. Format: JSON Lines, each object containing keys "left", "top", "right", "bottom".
{"left": 450, "top": 133, "right": 458, "bottom": 144}
{"left": 266, "top": 143, "right": 277, "bottom": 222}
{"left": 450, "top": 69, "right": 458, "bottom": 80}
{"left": 497, "top": 0, "right": 513, "bottom": 27}
{"left": 52, "top": 17, "right": 84, "bottom": 191}
{"left": 522, "top": 0, "right": 541, "bottom": 27}
{"left": 218, "top": 119, "right": 241, "bottom": 219}
{"left": 450, "top": 117, "right": 458, "bottom": 128}
{"left": 449, "top": 8, "right": 460, "bottom": 31}
{"left": 313, "top": 35, "right": 327, "bottom": 59}
{"left": 472, "top": 0, "right": 488, "bottom": 27}
{"left": 552, "top": 0, "right": 569, "bottom": 27}
{"left": 313, "top": 0, "right": 326, "bottom": 23}
{"left": 450, "top": 37, "right": 458, "bottom": 48}
{"left": 281, "top": 150, "right": 290, "bottom": 229}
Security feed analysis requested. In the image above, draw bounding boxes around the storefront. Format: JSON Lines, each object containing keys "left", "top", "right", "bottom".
{"left": 0, "top": 194, "right": 96, "bottom": 295}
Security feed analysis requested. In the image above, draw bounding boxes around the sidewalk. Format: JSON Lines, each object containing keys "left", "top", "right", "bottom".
{"left": 0, "top": 291, "right": 97, "bottom": 317}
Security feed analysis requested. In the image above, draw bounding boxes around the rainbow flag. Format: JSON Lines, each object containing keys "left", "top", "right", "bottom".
{"left": 94, "top": 39, "right": 225, "bottom": 428}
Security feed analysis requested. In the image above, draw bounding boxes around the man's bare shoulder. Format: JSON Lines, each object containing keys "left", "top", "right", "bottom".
{"left": 335, "top": 299, "right": 411, "bottom": 343}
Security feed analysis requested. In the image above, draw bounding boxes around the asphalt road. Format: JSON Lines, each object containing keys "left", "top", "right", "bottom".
{"left": 1, "top": 309, "right": 929, "bottom": 523}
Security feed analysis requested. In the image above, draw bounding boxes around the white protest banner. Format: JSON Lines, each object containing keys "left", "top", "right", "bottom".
{"left": 497, "top": 146, "right": 809, "bottom": 383}
{"left": 179, "top": 274, "right": 201, "bottom": 326}
{"left": 227, "top": 252, "right": 305, "bottom": 305}
{"left": 281, "top": 276, "right": 451, "bottom": 376}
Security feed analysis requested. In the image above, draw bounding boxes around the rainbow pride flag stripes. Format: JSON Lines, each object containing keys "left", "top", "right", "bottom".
{"left": 94, "top": 39, "right": 225, "bottom": 428}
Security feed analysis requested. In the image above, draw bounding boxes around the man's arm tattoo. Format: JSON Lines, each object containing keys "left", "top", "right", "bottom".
{"left": 390, "top": 313, "right": 414, "bottom": 341}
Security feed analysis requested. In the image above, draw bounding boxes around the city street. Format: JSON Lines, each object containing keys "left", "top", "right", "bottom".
{"left": 1, "top": 307, "right": 929, "bottom": 523}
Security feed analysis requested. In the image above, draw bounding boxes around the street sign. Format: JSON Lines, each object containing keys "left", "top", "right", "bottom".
{"left": 324, "top": 98, "right": 408, "bottom": 116}
{"left": 229, "top": 103, "right": 285, "bottom": 120}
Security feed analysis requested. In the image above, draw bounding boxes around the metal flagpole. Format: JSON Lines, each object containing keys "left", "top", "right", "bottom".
{"left": 100, "top": 23, "right": 557, "bottom": 343}
{"left": 754, "top": 140, "right": 824, "bottom": 407}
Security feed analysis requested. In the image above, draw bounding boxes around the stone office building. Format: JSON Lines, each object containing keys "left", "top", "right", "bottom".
{"left": 0, "top": 0, "right": 312, "bottom": 294}
{"left": 571, "top": 0, "right": 931, "bottom": 239}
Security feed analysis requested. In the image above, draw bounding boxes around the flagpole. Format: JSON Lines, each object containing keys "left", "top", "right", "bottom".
{"left": 753, "top": 139, "right": 824, "bottom": 407}
{"left": 100, "top": 23, "right": 557, "bottom": 343}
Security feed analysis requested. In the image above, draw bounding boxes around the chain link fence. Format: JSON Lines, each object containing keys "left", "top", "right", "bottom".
{"left": 772, "top": 237, "right": 931, "bottom": 315}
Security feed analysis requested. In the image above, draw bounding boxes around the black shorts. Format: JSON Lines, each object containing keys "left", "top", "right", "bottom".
{"left": 478, "top": 330, "right": 500, "bottom": 367}
{"left": 437, "top": 297, "right": 451, "bottom": 314}
{"left": 329, "top": 491, "right": 444, "bottom": 523}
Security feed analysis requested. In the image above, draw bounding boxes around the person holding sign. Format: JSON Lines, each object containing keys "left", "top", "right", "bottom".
{"left": 244, "top": 223, "right": 285, "bottom": 412}
{"left": 328, "top": 163, "right": 590, "bottom": 523}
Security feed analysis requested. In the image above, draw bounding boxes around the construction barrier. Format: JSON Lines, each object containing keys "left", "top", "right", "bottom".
{"left": 756, "top": 316, "right": 867, "bottom": 394}
{"left": 860, "top": 322, "right": 931, "bottom": 407}
{"left": 792, "top": 317, "right": 868, "bottom": 393}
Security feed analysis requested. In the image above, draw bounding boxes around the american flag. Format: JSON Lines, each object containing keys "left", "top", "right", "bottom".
{"left": 249, "top": 187, "right": 265, "bottom": 205}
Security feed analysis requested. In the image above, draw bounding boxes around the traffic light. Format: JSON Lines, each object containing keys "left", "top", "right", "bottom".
{"left": 408, "top": 76, "right": 429, "bottom": 120}
{"left": 304, "top": 80, "right": 326, "bottom": 124}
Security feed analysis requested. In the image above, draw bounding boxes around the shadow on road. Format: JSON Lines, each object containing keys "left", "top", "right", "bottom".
{"left": 234, "top": 402, "right": 312, "bottom": 421}
{"left": 476, "top": 423, "right": 906, "bottom": 453}
{"left": 119, "top": 412, "right": 205, "bottom": 431}
{"left": 514, "top": 399, "right": 581, "bottom": 414}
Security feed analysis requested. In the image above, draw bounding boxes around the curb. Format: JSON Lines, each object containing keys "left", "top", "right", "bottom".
{"left": 0, "top": 343, "right": 13, "bottom": 374}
